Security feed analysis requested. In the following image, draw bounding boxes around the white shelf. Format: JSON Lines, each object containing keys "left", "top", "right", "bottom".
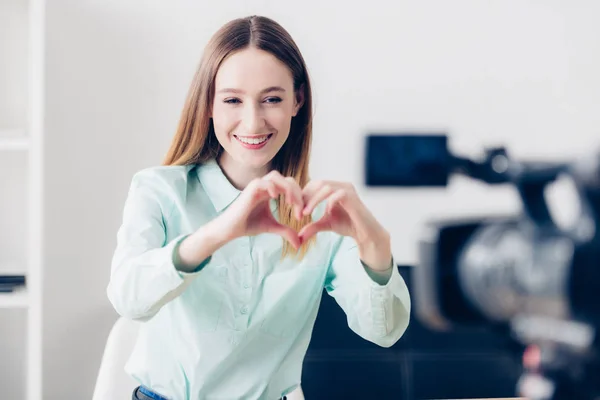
{"left": 0, "top": 128, "right": 26, "bottom": 137}
{"left": 0, "top": 137, "right": 29, "bottom": 151}
{"left": 0, "top": 0, "right": 44, "bottom": 398}
{"left": 0, "top": 286, "right": 28, "bottom": 309}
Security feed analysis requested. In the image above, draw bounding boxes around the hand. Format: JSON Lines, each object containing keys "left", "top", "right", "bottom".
{"left": 217, "top": 170, "right": 305, "bottom": 249}
{"left": 298, "top": 180, "right": 392, "bottom": 270}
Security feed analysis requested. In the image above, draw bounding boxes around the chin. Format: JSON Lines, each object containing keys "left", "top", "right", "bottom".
{"left": 243, "top": 155, "right": 276, "bottom": 170}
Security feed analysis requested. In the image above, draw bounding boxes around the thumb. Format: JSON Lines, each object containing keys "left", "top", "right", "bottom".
{"left": 298, "top": 216, "right": 331, "bottom": 243}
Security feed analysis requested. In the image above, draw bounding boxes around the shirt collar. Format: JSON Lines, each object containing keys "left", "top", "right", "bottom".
{"left": 195, "top": 158, "right": 242, "bottom": 212}
{"left": 195, "top": 158, "right": 279, "bottom": 214}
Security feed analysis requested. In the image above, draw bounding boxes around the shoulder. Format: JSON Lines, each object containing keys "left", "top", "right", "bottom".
{"left": 126, "top": 165, "right": 197, "bottom": 209}
{"left": 129, "top": 164, "right": 196, "bottom": 190}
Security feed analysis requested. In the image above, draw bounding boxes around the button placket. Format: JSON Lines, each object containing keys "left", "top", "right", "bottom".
{"left": 242, "top": 263, "right": 253, "bottom": 293}
{"left": 234, "top": 237, "right": 254, "bottom": 333}
{"left": 231, "top": 330, "right": 244, "bottom": 345}
{"left": 242, "top": 236, "right": 254, "bottom": 303}
{"left": 234, "top": 302, "right": 250, "bottom": 331}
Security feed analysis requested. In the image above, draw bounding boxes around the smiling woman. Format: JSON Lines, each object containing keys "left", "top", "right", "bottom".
{"left": 212, "top": 51, "right": 301, "bottom": 165}
{"left": 107, "top": 15, "right": 411, "bottom": 400}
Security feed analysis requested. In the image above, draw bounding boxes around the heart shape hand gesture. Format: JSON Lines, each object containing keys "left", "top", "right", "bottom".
{"left": 219, "top": 171, "right": 385, "bottom": 252}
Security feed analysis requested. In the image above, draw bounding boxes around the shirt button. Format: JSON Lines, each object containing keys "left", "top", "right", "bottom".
{"left": 243, "top": 283, "right": 250, "bottom": 289}
{"left": 241, "top": 306, "right": 248, "bottom": 314}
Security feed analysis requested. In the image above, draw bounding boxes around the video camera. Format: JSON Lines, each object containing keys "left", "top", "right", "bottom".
{"left": 364, "top": 134, "right": 600, "bottom": 400}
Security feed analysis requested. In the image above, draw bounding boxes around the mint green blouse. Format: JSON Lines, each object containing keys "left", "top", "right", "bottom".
{"left": 107, "top": 159, "right": 411, "bottom": 400}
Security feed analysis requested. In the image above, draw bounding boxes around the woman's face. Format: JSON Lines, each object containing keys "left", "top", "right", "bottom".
{"left": 212, "top": 47, "right": 303, "bottom": 170}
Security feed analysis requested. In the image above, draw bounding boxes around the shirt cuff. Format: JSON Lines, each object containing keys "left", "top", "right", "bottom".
{"left": 172, "top": 234, "right": 212, "bottom": 276}
{"left": 361, "top": 257, "right": 395, "bottom": 286}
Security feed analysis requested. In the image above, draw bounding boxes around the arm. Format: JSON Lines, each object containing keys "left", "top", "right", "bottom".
{"left": 298, "top": 180, "right": 411, "bottom": 347}
{"left": 106, "top": 171, "right": 226, "bottom": 320}
{"left": 325, "top": 233, "right": 411, "bottom": 348}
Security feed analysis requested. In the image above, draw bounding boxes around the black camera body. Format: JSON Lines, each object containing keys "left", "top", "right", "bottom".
{"left": 365, "top": 134, "right": 600, "bottom": 400}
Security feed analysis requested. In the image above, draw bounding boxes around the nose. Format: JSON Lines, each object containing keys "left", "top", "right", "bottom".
{"left": 241, "top": 103, "right": 266, "bottom": 134}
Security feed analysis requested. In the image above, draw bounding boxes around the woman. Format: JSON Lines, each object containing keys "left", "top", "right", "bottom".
{"left": 107, "top": 15, "right": 411, "bottom": 400}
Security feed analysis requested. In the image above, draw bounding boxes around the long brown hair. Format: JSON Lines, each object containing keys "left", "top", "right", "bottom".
{"left": 163, "top": 15, "right": 315, "bottom": 259}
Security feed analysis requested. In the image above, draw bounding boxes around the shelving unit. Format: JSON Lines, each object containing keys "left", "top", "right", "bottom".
{"left": 0, "top": 287, "right": 29, "bottom": 309}
{"left": 0, "top": 0, "right": 45, "bottom": 399}
{"left": 0, "top": 136, "right": 29, "bottom": 151}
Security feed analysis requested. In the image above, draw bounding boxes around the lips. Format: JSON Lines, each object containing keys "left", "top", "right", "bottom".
{"left": 233, "top": 133, "right": 273, "bottom": 149}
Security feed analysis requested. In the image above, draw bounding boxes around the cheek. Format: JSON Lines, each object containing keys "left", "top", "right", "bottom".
{"left": 211, "top": 107, "right": 239, "bottom": 137}
{"left": 266, "top": 108, "right": 293, "bottom": 131}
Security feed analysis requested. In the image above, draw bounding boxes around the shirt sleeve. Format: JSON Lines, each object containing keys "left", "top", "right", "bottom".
{"left": 106, "top": 170, "right": 207, "bottom": 321}
{"left": 324, "top": 234, "right": 411, "bottom": 347}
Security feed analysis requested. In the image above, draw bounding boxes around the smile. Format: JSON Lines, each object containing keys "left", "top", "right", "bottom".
{"left": 234, "top": 134, "right": 273, "bottom": 149}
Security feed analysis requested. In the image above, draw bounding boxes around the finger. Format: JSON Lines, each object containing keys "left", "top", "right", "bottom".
{"left": 298, "top": 216, "right": 331, "bottom": 242}
{"left": 266, "top": 172, "right": 303, "bottom": 209}
{"left": 261, "top": 180, "right": 280, "bottom": 199}
{"left": 325, "top": 189, "right": 348, "bottom": 214}
{"left": 303, "top": 184, "right": 335, "bottom": 216}
{"left": 302, "top": 180, "right": 335, "bottom": 210}
{"left": 263, "top": 173, "right": 304, "bottom": 219}
{"left": 302, "top": 180, "right": 328, "bottom": 199}
{"left": 251, "top": 180, "right": 281, "bottom": 200}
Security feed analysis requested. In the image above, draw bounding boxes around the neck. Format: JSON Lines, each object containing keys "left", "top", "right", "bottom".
{"left": 217, "top": 152, "right": 271, "bottom": 190}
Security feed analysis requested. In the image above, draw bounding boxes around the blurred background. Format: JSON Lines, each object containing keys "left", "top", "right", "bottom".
{"left": 1, "top": 0, "right": 600, "bottom": 399}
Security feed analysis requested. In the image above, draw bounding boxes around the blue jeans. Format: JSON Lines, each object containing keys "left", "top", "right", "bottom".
{"left": 132, "top": 386, "right": 288, "bottom": 400}
{"left": 132, "top": 386, "right": 169, "bottom": 400}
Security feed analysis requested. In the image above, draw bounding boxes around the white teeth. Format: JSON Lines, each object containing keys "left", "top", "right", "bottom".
{"left": 236, "top": 135, "right": 269, "bottom": 145}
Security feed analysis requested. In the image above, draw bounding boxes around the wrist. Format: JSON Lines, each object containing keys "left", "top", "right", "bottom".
{"left": 357, "top": 230, "right": 392, "bottom": 272}
{"left": 177, "top": 218, "right": 230, "bottom": 271}
{"left": 209, "top": 214, "right": 238, "bottom": 243}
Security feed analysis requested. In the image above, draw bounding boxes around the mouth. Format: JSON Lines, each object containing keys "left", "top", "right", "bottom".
{"left": 233, "top": 133, "right": 273, "bottom": 149}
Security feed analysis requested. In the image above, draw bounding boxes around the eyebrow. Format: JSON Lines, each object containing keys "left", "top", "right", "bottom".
{"left": 217, "top": 86, "right": 286, "bottom": 95}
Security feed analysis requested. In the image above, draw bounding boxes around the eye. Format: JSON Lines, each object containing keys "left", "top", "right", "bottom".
{"left": 224, "top": 98, "right": 241, "bottom": 104}
{"left": 264, "top": 97, "right": 282, "bottom": 104}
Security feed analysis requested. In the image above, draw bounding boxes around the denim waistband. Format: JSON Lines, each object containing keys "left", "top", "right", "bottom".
{"left": 137, "top": 385, "right": 287, "bottom": 400}
{"left": 138, "top": 386, "right": 170, "bottom": 400}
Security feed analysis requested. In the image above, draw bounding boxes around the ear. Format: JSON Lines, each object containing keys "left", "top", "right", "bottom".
{"left": 293, "top": 84, "right": 305, "bottom": 117}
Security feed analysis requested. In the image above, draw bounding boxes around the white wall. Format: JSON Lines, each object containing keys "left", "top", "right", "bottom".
{"left": 34, "top": 0, "right": 600, "bottom": 398}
